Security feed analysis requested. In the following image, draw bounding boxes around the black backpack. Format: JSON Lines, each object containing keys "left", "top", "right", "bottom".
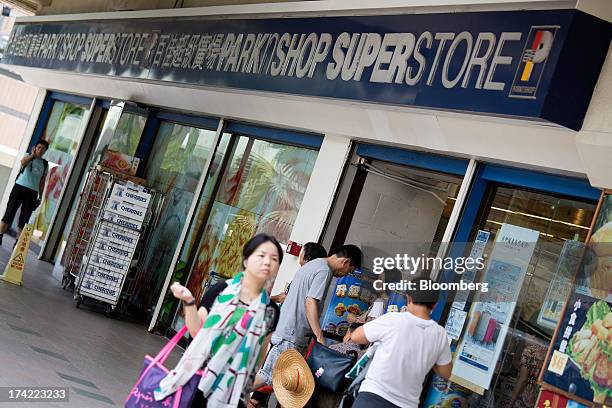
{"left": 19, "top": 157, "right": 49, "bottom": 179}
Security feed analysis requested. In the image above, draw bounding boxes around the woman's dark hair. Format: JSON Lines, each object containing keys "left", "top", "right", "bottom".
{"left": 243, "top": 233, "right": 283, "bottom": 264}
{"left": 35, "top": 140, "right": 49, "bottom": 150}
{"left": 302, "top": 242, "right": 327, "bottom": 263}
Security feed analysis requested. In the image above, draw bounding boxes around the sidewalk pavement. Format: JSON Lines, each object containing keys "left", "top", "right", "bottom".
{"left": 0, "top": 235, "right": 182, "bottom": 407}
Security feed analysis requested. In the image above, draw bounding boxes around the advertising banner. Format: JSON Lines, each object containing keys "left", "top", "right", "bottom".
{"left": 577, "top": 194, "right": 612, "bottom": 303}
{"left": 452, "top": 224, "right": 539, "bottom": 393}
{"left": 100, "top": 149, "right": 140, "bottom": 176}
{"left": 422, "top": 374, "right": 473, "bottom": 408}
{"left": 105, "top": 198, "right": 147, "bottom": 223}
{"left": 102, "top": 210, "right": 143, "bottom": 231}
{"left": 109, "top": 182, "right": 152, "bottom": 208}
{"left": 451, "top": 230, "right": 490, "bottom": 311}
{"left": 385, "top": 292, "right": 407, "bottom": 313}
{"left": 542, "top": 193, "right": 612, "bottom": 405}
{"left": 544, "top": 292, "right": 612, "bottom": 405}
{"left": 80, "top": 220, "right": 138, "bottom": 303}
{"left": 321, "top": 275, "right": 372, "bottom": 338}
{"left": 3, "top": 10, "right": 610, "bottom": 129}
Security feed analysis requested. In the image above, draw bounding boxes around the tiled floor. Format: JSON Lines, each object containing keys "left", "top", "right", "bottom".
{"left": 0, "top": 235, "right": 182, "bottom": 407}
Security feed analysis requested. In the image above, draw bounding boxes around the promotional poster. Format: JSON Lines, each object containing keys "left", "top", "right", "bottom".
{"left": 386, "top": 291, "right": 407, "bottom": 313}
{"left": 543, "top": 292, "right": 612, "bottom": 405}
{"left": 542, "top": 193, "right": 612, "bottom": 405}
{"left": 452, "top": 224, "right": 539, "bottom": 392}
{"left": 423, "top": 373, "right": 472, "bottom": 408}
{"left": 322, "top": 275, "right": 373, "bottom": 338}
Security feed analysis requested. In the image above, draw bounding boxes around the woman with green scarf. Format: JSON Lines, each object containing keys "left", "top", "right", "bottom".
{"left": 155, "top": 234, "right": 283, "bottom": 407}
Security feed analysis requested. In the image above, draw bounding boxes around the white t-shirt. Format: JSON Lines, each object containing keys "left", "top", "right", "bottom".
{"left": 360, "top": 311, "right": 452, "bottom": 407}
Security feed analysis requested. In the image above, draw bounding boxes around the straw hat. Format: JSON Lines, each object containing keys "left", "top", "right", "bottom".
{"left": 272, "top": 349, "right": 315, "bottom": 408}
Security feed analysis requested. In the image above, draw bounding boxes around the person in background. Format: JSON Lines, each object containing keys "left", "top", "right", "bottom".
{"left": 253, "top": 244, "right": 363, "bottom": 389}
{"left": 350, "top": 278, "right": 452, "bottom": 408}
{"left": 155, "top": 233, "right": 283, "bottom": 408}
{"left": 330, "top": 322, "right": 366, "bottom": 359}
{"left": 508, "top": 342, "right": 547, "bottom": 408}
{"left": 0, "top": 140, "right": 49, "bottom": 247}
{"left": 348, "top": 269, "right": 403, "bottom": 323}
{"left": 271, "top": 242, "right": 327, "bottom": 304}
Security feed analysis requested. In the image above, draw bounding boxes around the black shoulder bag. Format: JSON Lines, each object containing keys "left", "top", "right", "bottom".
{"left": 306, "top": 342, "right": 358, "bottom": 392}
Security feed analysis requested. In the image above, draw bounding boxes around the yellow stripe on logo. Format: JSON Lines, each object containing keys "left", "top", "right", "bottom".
{"left": 521, "top": 61, "right": 534, "bottom": 81}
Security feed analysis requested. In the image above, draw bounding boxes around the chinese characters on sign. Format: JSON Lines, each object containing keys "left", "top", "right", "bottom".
{"left": 543, "top": 193, "right": 612, "bottom": 406}
{"left": 3, "top": 10, "right": 611, "bottom": 129}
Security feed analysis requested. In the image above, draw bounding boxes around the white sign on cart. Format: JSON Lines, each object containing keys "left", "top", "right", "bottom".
{"left": 79, "top": 181, "right": 150, "bottom": 307}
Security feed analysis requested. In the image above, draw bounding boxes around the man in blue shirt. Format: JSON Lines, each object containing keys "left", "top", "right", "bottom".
{"left": 0, "top": 140, "right": 49, "bottom": 246}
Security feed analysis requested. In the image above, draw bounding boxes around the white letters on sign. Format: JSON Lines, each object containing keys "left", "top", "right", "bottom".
{"left": 106, "top": 198, "right": 146, "bottom": 223}
{"left": 110, "top": 183, "right": 151, "bottom": 208}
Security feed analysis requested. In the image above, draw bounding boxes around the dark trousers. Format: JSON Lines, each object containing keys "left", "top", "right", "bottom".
{"left": 352, "top": 392, "right": 401, "bottom": 408}
{"left": 2, "top": 184, "right": 38, "bottom": 229}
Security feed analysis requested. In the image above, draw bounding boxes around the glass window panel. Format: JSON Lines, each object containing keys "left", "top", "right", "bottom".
{"left": 156, "top": 135, "right": 319, "bottom": 334}
{"left": 189, "top": 139, "right": 317, "bottom": 285}
{"left": 452, "top": 186, "right": 595, "bottom": 407}
{"left": 155, "top": 133, "right": 231, "bottom": 329}
{"left": 55, "top": 109, "right": 108, "bottom": 261}
{"left": 106, "top": 112, "right": 146, "bottom": 157}
{"left": 131, "top": 122, "right": 219, "bottom": 317}
{"left": 31, "top": 101, "right": 88, "bottom": 245}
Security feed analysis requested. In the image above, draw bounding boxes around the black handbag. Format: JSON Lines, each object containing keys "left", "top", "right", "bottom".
{"left": 306, "top": 343, "right": 357, "bottom": 392}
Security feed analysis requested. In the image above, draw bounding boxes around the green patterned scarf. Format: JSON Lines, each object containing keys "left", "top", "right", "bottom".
{"left": 155, "top": 273, "right": 269, "bottom": 407}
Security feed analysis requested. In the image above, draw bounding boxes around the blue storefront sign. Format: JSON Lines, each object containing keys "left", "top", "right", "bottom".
{"left": 3, "top": 9, "right": 609, "bottom": 129}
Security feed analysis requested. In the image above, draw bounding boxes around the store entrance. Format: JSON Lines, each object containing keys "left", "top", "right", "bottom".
{"left": 440, "top": 185, "right": 596, "bottom": 408}
{"left": 320, "top": 147, "right": 466, "bottom": 331}
{"left": 336, "top": 158, "right": 462, "bottom": 276}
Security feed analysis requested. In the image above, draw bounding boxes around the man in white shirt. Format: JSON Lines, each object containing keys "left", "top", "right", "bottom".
{"left": 351, "top": 278, "right": 452, "bottom": 408}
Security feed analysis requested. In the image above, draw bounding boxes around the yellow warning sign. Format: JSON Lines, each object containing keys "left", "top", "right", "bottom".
{"left": 13, "top": 253, "right": 24, "bottom": 264}
{"left": 1, "top": 224, "right": 33, "bottom": 286}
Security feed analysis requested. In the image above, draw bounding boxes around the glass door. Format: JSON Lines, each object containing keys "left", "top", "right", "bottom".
{"left": 155, "top": 131, "right": 319, "bottom": 334}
